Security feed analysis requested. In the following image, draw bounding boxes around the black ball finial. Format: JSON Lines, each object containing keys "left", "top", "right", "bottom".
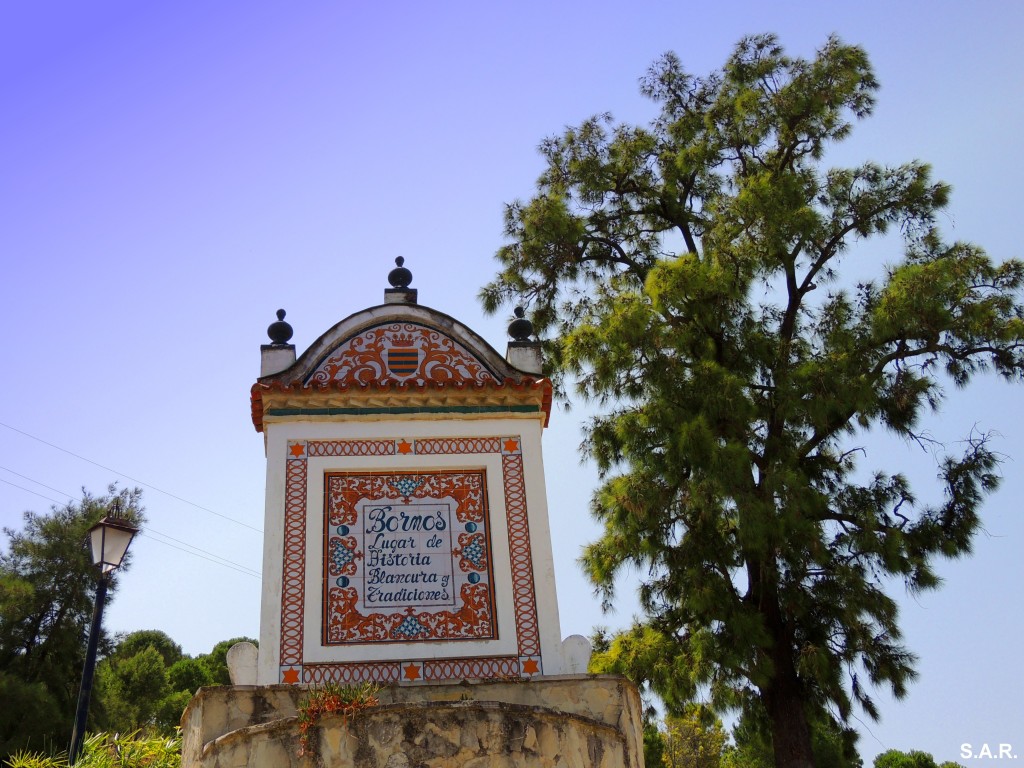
{"left": 388, "top": 256, "right": 413, "bottom": 289}
{"left": 508, "top": 306, "right": 534, "bottom": 342}
{"left": 267, "top": 308, "right": 293, "bottom": 345}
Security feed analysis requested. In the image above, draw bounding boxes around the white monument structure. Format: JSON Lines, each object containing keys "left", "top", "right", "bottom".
{"left": 180, "top": 258, "right": 643, "bottom": 768}
{"left": 248, "top": 258, "right": 585, "bottom": 686}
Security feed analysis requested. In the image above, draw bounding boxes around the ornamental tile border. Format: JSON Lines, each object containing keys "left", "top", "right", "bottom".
{"left": 278, "top": 436, "right": 541, "bottom": 684}
{"left": 321, "top": 468, "right": 497, "bottom": 646}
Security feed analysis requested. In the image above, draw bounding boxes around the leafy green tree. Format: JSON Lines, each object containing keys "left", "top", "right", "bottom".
{"left": 0, "top": 487, "right": 144, "bottom": 758}
{"left": 114, "top": 631, "right": 182, "bottom": 668}
{"left": 95, "top": 644, "right": 169, "bottom": 733}
{"left": 662, "top": 705, "right": 727, "bottom": 768}
{"left": 157, "top": 656, "right": 213, "bottom": 730}
{"left": 644, "top": 721, "right": 667, "bottom": 768}
{"left": 591, "top": 627, "right": 667, "bottom": 768}
{"left": 92, "top": 628, "right": 183, "bottom": 732}
{"left": 482, "top": 34, "right": 1024, "bottom": 768}
{"left": 0, "top": 672, "right": 62, "bottom": 758}
{"left": 166, "top": 657, "right": 211, "bottom": 694}
{"left": 94, "top": 633, "right": 258, "bottom": 736}
{"left": 874, "top": 750, "right": 964, "bottom": 768}
{"left": 154, "top": 691, "right": 193, "bottom": 734}
{"left": 196, "top": 636, "right": 256, "bottom": 685}
{"left": 725, "top": 705, "right": 860, "bottom": 768}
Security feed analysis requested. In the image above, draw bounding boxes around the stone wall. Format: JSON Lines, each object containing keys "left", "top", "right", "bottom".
{"left": 182, "top": 675, "right": 643, "bottom": 768}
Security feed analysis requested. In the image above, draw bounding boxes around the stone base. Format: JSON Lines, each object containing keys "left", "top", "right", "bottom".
{"left": 181, "top": 675, "right": 643, "bottom": 768}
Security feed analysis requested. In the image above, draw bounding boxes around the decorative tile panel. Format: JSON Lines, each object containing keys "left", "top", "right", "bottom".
{"left": 277, "top": 436, "right": 541, "bottom": 684}
{"left": 322, "top": 469, "right": 496, "bottom": 645}
{"left": 306, "top": 323, "right": 499, "bottom": 386}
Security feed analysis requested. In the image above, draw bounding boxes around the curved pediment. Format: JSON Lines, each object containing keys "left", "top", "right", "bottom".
{"left": 251, "top": 303, "right": 550, "bottom": 431}
{"left": 305, "top": 320, "right": 499, "bottom": 387}
{"left": 262, "top": 304, "right": 527, "bottom": 388}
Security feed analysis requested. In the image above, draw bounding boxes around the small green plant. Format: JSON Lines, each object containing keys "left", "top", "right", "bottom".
{"left": 296, "top": 681, "right": 381, "bottom": 757}
{"left": 2, "top": 750, "right": 64, "bottom": 768}
{"left": 6, "top": 732, "right": 181, "bottom": 768}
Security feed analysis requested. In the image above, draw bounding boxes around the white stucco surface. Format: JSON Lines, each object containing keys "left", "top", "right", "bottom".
{"left": 257, "top": 416, "right": 566, "bottom": 684}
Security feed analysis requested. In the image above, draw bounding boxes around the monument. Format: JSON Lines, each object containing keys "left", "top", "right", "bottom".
{"left": 180, "top": 259, "right": 644, "bottom": 768}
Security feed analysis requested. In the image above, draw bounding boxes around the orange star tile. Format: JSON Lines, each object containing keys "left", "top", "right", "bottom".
{"left": 281, "top": 668, "right": 300, "bottom": 684}
{"left": 289, "top": 444, "right": 305, "bottom": 457}
{"left": 397, "top": 439, "right": 413, "bottom": 454}
{"left": 403, "top": 663, "right": 421, "bottom": 681}
{"left": 503, "top": 438, "right": 519, "bottom": 453}
{"left": 522, "top": 659, "right": 539, "bottom": 675}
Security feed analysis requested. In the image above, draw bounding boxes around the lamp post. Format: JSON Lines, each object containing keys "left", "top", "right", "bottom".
{"left": 69, "top": 501, "right": 138, "bottom": 764}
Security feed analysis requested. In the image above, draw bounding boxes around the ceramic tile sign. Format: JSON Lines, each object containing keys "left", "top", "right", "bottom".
{"left": 322, "top": 469, "right": 497, "bottom": 645}
{"left": 362, "top": 500, "right": 455, "bottom": 609}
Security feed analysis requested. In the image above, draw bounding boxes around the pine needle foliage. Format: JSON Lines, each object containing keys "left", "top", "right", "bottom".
{"left": 0, "top": 487, "right": 145, "bottom": 757}
{"left": 483, "top": 34, "right": 1024, "bottom": 768}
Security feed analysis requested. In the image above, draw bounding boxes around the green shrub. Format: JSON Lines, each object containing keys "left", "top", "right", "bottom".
{"left": 5, "top": 731, "right": 180, "bottom": 768}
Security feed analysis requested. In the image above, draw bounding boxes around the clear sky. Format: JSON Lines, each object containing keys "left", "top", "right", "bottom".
{"left": 1, "top": 1, "right": 1020, "bottom": 762}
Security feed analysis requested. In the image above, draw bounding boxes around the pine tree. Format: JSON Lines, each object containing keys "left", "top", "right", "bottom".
{"left": 0, "top": 487, "right": 144, "bottom": 757}
{"left": 482, "top": 34, "right": 1024, "bottom": 768}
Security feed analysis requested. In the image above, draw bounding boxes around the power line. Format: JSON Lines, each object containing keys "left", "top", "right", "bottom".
{"left": 0, "top": 420, "right": 262, "bottom": 533}
{"left": 0, "top": 470, "right": 262, "bottom": 578}
{"left": 141, "top": 531, "right": 261, "bottom": 579}
{"left": 140, "top": 525, "right": 261, "bottom": 578}
{"left": 0, "top": 465, "right": 77, "bottom": 501}
{"left": 0, "top": 476, "right": 65, "bottom": 506}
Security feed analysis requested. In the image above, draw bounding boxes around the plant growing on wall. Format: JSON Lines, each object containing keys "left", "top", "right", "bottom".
{"left": 296, "top": 682, "right": 381, "bottom": 757}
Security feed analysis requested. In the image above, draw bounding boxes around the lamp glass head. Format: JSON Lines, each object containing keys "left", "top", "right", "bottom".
{"left": 89, "top": 518, "right": 137, "bottom": 574}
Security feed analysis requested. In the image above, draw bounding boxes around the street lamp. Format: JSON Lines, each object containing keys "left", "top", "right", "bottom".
{"left": 69, "top": 501, "right": 138, "bottom": 764}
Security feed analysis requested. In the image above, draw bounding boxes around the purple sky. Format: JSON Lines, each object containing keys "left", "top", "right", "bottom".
{"left": 2, "top": 1, "right": 1021, "bottom": 761}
